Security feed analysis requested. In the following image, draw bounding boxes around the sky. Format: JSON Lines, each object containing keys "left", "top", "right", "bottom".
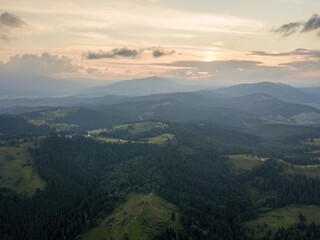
{"left": 0, "top": 0, "right": 319, "bottom": 86}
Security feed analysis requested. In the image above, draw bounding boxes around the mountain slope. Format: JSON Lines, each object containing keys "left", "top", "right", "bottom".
{"left": 41, "top": 99, "right": 261, "bottom": 130}
{"left": 82, "top": 76, "right": 202, "bottom": 97}
{"left": 215, "top": 82, "right": 319, "bottom": 104}
{"left": 225, "top": 93, "right": 320, "bottom": 117}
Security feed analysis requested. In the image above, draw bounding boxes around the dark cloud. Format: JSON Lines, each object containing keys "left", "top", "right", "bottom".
{"left": 84, "top": 48, "right": 139, "bottom": 59}
{"left": 0, "top": 12, "right": 27, "bottom": 41}
{"left": 272, "top": 22, "right": 302, "bottom": 37}
{"left": 273, "top": 14, "right": 320, "bottom": 37}
{"left": 250, "top": 48, "right": 320, "bottom": 58}
{"left": 152, "top": 48, "right": 175, "bottom": 58}
{"left": 84, "top": 46, "right": 175, "bottom": 59}
{"left": 302, "top": 14, "right": 320, "bottom": 32}
{"left": 0, "top": 12, "right": 25, "bottom": 28}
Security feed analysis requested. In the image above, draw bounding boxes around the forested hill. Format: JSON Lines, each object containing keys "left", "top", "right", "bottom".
{"left": 1, "top": 119, "right": 320, "bottom": 239}
{"left": 0, "top": 122, "right": 257, "bottom": 240}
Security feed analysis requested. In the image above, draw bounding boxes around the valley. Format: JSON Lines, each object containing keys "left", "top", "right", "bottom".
{"left": 2, "top": 80, "right": 320, "bottom": 240}
{"left": 1, "top": 0, "right": 320, "bottom": 238}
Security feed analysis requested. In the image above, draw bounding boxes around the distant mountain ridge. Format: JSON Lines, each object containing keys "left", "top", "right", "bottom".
{"left": 224, "top": 93, "right": 320, "bottom": 119}
{"left": 80, "top": 76, "right": 204, "bottom": 97}
{"left": 2, "top": 79, "right": 320, "bottom": 126}
{"left": 213, "top": 82, "right": 320, "bottom": 104}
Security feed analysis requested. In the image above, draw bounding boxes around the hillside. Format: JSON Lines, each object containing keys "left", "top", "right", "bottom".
{"left": 0, "top": 139, "right": 46, "bottom": 196}
{"left": 224, "top": 93, "right": 320, "bottom": 124}
{"left": 215, "top": 82, "right": 319, "bottom": 104}
{"left": 81, "top": 76, "right": 202, "bottom": 97}
{"left": 81, "top": 193, "right": 182, "bottom": 240}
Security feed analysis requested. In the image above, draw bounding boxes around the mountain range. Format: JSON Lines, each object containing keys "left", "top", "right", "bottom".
{"left": 1, "top": 76, "right": 320, "bottom": 129}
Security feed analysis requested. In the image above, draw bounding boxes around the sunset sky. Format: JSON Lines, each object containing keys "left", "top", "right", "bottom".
{"left": 0, "top": 0, "right": 319, "bottom": 86}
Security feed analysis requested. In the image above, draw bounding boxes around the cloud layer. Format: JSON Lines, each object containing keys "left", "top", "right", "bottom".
{"left": 250, "top": 48, "right": 320, "bottom": 58}
{"left": 0, "top": 52, "right": 80, "bottom": 76}
{"left": 157, "top": 56, "right": 320, "bottom": 83}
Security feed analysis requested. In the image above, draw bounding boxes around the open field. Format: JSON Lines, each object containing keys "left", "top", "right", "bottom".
{"left": 292, "top": 112, "right": 320, "bottom": 125}
{"left": 81, "top": 193, "right": 182, "bottom": 240}
{"left": 0, "top": 140, "right": 46, "bottom": 196}
{"left": 229, "top": 154, "right": 320, "bottom": 177}
{"left": 39, "top": 108, "right": 79, "bottom": 121}
{"left": 93, "top": 137, "right": 133, "bottom": 144}
{"left": 110, "top": 121, "right": 168, "bottom": 135}
{"left": 228, "top": 154, "right": 264, "bottom": 171}
{"left": 88, "top": 128, "right": 108, "bottom": 135}
{"left": 144, "top": 133, "right": 175, "bottom": 144}
{"left": 302, "top": 138, "right": 320, "bottom": 146}
{"left": 92, "top": 133, "right": 175, "bottom": 145}
{"left": 89, "top": 121, "right": 168, "bottom": 137}
{"left": 29, "top": 119, "right": 78, "bottom": 131}
{"left": 283, "top": 162, "right": 320, "bottom": 177}
{"left": 244, "top": 205, "right": 320, "bottom": 239}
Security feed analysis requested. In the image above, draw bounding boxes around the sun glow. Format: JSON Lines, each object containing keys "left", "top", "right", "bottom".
{"left": 202, "top": 54, "right": 216, "bottom": 62}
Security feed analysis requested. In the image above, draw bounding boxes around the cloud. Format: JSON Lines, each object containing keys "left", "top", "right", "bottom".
{"left": 84, "top": 46, "right": 175, "bottom": 59}
{"left": 0, "top": 12, "right": 25, "bottom": 28}
{"left": 0, "top": 12, "right": 27, "bottom": 40}
{"left": 280, "top": 59, "right": 320, "bottom": 71}
{"left": 157, "top": 58, "right": 320, "bottom": 84}
{"left": 302, "top": 14, "right": 320, "bottom": 32}
{"left": 0, "top": 52, "right": 80, "bottom": 76}
{"left": 272, "top": 22, "right": 302, "bottom": 37}
{"left": 273, "top": 14, "right": 320, "bottom": 37}
{"left": 250, "top": 48, "right": 320, "bottom": 58}
{"left": 152, "top": 47, "right": 175, "bottom": 57}
{"left": 158, "top": 60, "right": 288, "bottom": 81}
{"left": 84, "top": 48, "right": 139, "bottom": 59}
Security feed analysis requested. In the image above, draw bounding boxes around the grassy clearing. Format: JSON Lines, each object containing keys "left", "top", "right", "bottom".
{"left": 89, "top": 121, "right": 168, "bottom": 136}
{"left": 92, "top": 134, "right": 175, "bottom": 145}
{"left": 144, "top": 134, "right": 175, "bottom": 145}
{"left": 0, "top": 141, "right": 46, "bottom": 196}
{"left": 302, "top": 138, "right": 320, "bottom": 146}
{"left": 28, "top": 119, "right": 78, "bottom": 131}
{"left": 94, "top": 137, "right": 134, "bottom": 144}
{"left": 52, "top": 123, "right": 78, "bottom": 131}
{"left": 283, "top": 162, "right": 320, "bottom": 177}
{"left": 28, "top": 119, "right": 47, "bottom": 126}
{"left": 88, "top": 128, "right": 108, "bottom": 135}
{"left": 110, "top": 121, "right": 168, "bottom": 135}
{"left": 39, "top": 108, "right": 79, "bottom": 121}
{"left": 228, "top": 154, "right": 264, "bottom": 171}
{"left": 292, "top": 112, "right": 320, "bottom": 125}
{"left": 229, "top": 154, "right": 320, "bottom": 177}
{"left": 81, "top": 193, "right": 182, "bottom": 240}
{"left": 244, "top": 205, "right": 320, "bottom": 239}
